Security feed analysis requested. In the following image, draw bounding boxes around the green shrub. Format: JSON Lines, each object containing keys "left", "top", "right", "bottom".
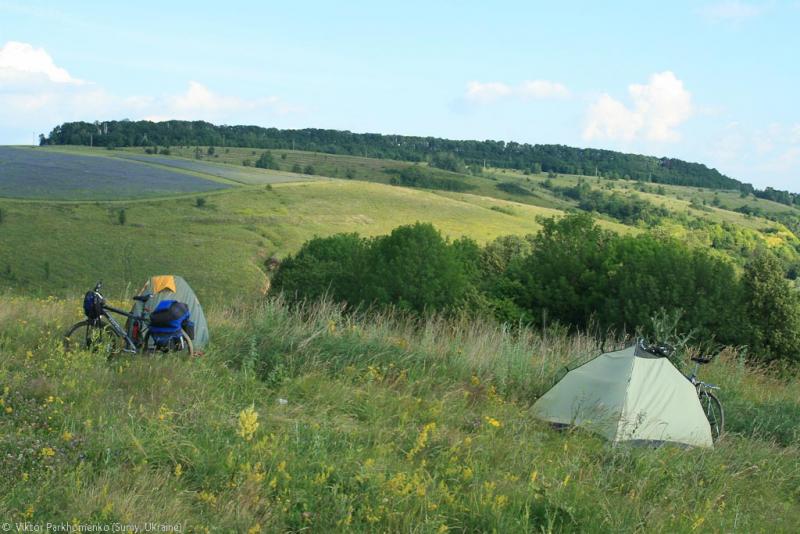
{"left": 255, "top": 151, "right": 279, "bottom": 170}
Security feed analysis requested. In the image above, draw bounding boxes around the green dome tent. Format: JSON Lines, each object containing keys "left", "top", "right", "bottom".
{"left": 532, "top": 343, "right": 713, "bottom": 448}
{"left": 130, "top": 275, "right": 209, "bottom": 350}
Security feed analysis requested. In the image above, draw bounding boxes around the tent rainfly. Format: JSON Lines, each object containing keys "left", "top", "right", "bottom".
{"left": 130, "top": 275, "right": 209, "bottom": 349}
{"left": 532, "top": 343, "right": 713, "bottom": 448}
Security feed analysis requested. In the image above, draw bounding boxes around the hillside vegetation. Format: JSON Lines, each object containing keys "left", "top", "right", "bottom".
{"left": 0, "top": 180, "right": 570, "bottom": 300}
{"left": 43, "top": 120, "right": 747, "bottom": 191}
{"left": 1, "top": 137, "right": 799, "bottom": 530}
{"left": 1, "top": 294, "right": 798, "bottom": 531}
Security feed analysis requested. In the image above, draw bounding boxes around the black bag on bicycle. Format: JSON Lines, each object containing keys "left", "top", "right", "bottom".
{"left": 149, "top": 300, "right": 190, "bottom": 342}
{"left": 83, "top": 291, "right": 103, "bottom": 321}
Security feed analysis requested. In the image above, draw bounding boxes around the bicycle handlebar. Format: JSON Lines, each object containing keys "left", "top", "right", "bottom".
{"left": 638, "top": 338, "right": 675, "bottom": 357}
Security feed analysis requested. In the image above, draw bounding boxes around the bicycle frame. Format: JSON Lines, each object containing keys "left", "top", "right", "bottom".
{"left": 99, "top": 303, "right": 142, "bottom": 353}
{"left": 687, "top": 362, "right": 721, "bottom": 394}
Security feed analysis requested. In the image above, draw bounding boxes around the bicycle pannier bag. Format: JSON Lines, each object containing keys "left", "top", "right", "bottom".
{"left": 83, "top": 291, "right": 103, "bottom": 320}
{"left": 149, "top": 300, "right": 191, "bottom": 340}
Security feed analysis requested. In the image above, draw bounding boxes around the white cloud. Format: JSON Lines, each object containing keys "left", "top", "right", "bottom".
{"left": 169, "top": 81, "right": 286, "bottom": 116}
{"left": 0, "top": 41, "right": 302, "bottom": 142}
{"left": 464, "top": 81, "right": 513, "bottom": 103}
{"left": 517, "top": 80, "right": 570, "bottom": 99}
{"left": 0, "top": 40, "right": 83, "bottom": 85}
{"left": 699, "top": 1, "right": 763, "bottom": 22}
{"left": 464, "top": 79, "right": 569, "bottom": 103}
{"left": 583, "top": 71, "right": 693, "bottom": 143}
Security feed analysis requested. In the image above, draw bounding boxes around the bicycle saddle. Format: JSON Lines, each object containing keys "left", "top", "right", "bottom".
{"left": 133, "top": 293, "right": 153, "bottom": 302}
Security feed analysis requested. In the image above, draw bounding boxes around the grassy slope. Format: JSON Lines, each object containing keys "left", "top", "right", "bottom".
{"left": 1, "top": 296, "right": 797, "bottom": 530}
{"left": 2, "top": 145, "right": 798, "bottom": 301}
{"left": 0, "top": 181, "right": 560, "bottom": 302}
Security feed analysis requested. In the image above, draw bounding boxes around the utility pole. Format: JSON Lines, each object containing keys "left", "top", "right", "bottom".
{"left": 90, "top": 134, "right": 93, "bottom": 147}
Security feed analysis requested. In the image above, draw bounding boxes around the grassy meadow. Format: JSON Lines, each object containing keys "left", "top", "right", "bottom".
{"left": 1, "top": 145, "right": 800, "bottom": 530}
{"left": 1, "top": 294, "right": 798, "bottom": 531}
{"left": 0, "top": 180, "right": 566, "bottom": 301}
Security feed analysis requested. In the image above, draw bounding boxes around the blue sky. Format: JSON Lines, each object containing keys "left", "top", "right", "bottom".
{"left": 1, "top": 0, "right": 798, "bottom": 189}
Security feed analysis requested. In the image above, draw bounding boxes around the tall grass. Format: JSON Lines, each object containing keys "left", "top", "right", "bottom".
{"left": 1, "top": 294, "right": 798, "bottom": 531}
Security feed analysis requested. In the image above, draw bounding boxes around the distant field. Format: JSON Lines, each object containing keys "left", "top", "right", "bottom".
{"left": 0, "top": 181, "right": 555, "bottom": 301}
{"left": 115, "top": 153, "right": 318, "bottom": 185}
{"left": 0, "top": 146, "right": 230, "bottom": 200}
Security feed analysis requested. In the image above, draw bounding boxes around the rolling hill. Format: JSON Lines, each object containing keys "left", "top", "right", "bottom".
{"left": 1, "top": 142, "right": 799, "bottom": 530}
{"left": 2, "top": 145, "right": 800, "bottom": 302}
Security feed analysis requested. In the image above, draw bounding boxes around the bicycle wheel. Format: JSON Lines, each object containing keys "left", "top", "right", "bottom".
{"left": 699, "top": 390, "right": 724, "bottom": 441}
{"left": 63, "top": 319, "right": 124, "bottom": 357}
{"left": 142, "top": 329, "right": 194, "bottom": 356}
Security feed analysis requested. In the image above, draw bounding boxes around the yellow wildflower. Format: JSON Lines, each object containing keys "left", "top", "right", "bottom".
{"left": 4, "top": 406, "right": 12, "bottom": 414}
{"left": 247, "top": 524, "right": 261, "bottom": 534}
{"left": 484, "top": 416, "right": 502, "bottom": 428}
{"left": 40, "top": 447, "right": 56, "bottom": 458}
{"left": 407, "top": 422, "right": 436, "bottom": 459}
{"left": 62, "top": 431, "right": 73, "bottom": 442}
{"left": 174, "top": 463, "right": 183, "bottom": 478}
{"left": 237, "top": 405, "right": 259, "bottom": 442}
{"left": 462, "top": 466, "right": 474, "bottom": 481}
{"left": 197, "top": 491, "right": 217, "bottom": 506}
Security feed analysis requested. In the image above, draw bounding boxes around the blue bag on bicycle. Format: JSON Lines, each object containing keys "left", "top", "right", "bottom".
{"left": 149, "top": 300, "right": 191, "bottom": 341}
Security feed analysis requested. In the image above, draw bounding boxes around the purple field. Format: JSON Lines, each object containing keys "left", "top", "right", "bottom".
{"left": 0, "top": 147, "right": 230, "bottom": 200}
{"left": 117, "top": 153, "right": 313, "bottom": 185}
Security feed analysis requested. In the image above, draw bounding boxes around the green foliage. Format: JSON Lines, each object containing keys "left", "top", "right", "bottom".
{"left": 488, "top": 214, "right": 745, "bottom": 346}
{"left": 387, "top": 166, "right": 474, "bottom": 192}
{"left": 511, "top": 214, "right": 611, "bottom": 328}
{"left": 742, "top": 251, "right": 800, "bottom": 363}
{"left": 195, "top": 197, "right": 207, "bottom": 208}
{"left": 496, "top": 182, "right": 533, "bottom": 196}
{"left": 274, "top": 223, "right": 476, "bottom": 313}
{"left": 365, "top": 224, "right": 474, "bottom": 312}
{"left": 555, "top": 181, "right": 669, "bottom": 225}
{"left": 255, "top": 151, "right": 279, "bottom": 170}
{"left": 430, "top": 152, "right": 465, "bottom": 173}
{"left": 117, "top": 208, "right": 126, "bottom": 226}
{"left": 274, "top": 215, "right": 800, "bottom": 362}
{"left": 303, "top": 164, "right": 316, "bottom": 175}
{"left": 44, "top": 119, "right": 753, "bottom": 192}
{"left": 271, "top": 233, "right": 368, "bottom": 304}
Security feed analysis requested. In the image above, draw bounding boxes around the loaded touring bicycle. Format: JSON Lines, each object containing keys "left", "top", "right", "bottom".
{"left": 63, "top": 276, "right": 207, "bottom": 356}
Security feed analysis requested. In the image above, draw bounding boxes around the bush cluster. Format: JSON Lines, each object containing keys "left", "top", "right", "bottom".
{"left": 273, "top": 215, "right": 800, "bottom": 364}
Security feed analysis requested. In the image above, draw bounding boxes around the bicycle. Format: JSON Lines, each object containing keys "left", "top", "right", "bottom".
{"left": 686, "top": 355, "right": 724, "bottom": 441}
{"left": 63, "top": 281, "right": 193, "bottom": 357}
{"left": 639, "top": 339, "right": 724, "bottom": 441}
